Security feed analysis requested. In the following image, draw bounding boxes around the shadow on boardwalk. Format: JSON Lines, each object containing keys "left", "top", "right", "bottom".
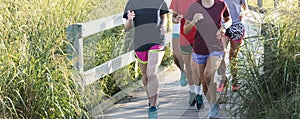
{"left": 95, "top": 11, "right": 260, "bottom": 118}
{"left": 96, "top": 65, "right": 240, "bottom": 119}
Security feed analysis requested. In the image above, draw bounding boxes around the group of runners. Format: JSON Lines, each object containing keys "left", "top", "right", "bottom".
{"left": 123, "top": 0, "right": 248, "bottom": 118}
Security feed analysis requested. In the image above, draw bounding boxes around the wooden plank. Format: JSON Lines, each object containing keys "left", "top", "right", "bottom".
{"left": 99, "top": 68, "right": 240, "bottom": 119}
{"left": 258, "top": 0, "right": 263, "bottom": 8}
{"left": 81, "top": 13, "right": 124, "bottom": 37}
{"left": 82, "top": 51, "right": 135, "bottom": 86}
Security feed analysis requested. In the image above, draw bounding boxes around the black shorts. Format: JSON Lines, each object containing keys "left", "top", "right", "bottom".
{"left": 225, "top": 23, "right": 245, "bottom": 41}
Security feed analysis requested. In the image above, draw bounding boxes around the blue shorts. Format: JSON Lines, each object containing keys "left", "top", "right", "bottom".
{"left": 192, "top": 51, "right": 224, "bottom": 64}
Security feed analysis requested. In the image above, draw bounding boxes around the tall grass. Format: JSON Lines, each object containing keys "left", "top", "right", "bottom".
{"left": 0, "top": 0, "right": 130, "bottom": 118}
{"left": 248, "top": 0, "right": 299, "bottom": 9}
{"left": 0, "top": 0, "right": 174, "bottom": 117}
{"left": 228, "top": 3, "right": 300, "bottom": 119}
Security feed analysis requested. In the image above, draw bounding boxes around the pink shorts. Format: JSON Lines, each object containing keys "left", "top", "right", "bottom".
{"left": 135, "top": 45, "right": 164, "bottom": 64}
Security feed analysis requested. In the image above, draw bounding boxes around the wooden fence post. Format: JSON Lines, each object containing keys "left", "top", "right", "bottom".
{"left": 274, "top": 0, "right": 278, "bottom": 8}
{"left": 66, "top": 24, "right": 84, "bottom": 73}
{"left": 258, "top": 0, "right": 263, "bottom": 8}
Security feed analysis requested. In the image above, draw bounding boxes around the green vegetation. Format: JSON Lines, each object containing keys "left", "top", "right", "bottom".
{"left": 228, "top": 3, "right": 300, "bottom": 119}
{"left": 0, "top": 0, "right": 131, "bottom": 118}
{"left": 248, "top": 0, "right": 299, "bottom": 9}
{"left": 0, "top": 0, "right": 174, "bottom": 118}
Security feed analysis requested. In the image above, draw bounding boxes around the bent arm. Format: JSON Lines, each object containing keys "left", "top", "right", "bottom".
{"left": 183, "top": 20, "right": 195, "bottom": 34}
{"left": 125, "top": 19, "right": 133, "bottom": 29}
{"left": 223, "top": 16, "right": 232, "bottom": 29}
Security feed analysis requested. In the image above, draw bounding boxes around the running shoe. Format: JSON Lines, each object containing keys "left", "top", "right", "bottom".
{"left": 217, "top": 79, "right": 227, "bottom": 93}
{"left": 195, "top": 94, "right": 204, "bottom": 110}
{"left": 208, "top": 103, "right": 219, "bottom": 119}
{"left": 180, "top": 71, "right": 187, "bottom": 86}
{"left": 231, "top": 81, "right": 240, "bottom": 91}
{"left": 148, "top": 106, "right": 158, "bottom": 119}
{"left": 231, "top": 85, "right": 240, "bottom": 91}
{"left": 188, "top": 91, "right": 196, "bottom": 106}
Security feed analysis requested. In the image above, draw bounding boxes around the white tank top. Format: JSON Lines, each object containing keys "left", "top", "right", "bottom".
{"left": 172, "top": 23, "right": 180, "bottom": 34}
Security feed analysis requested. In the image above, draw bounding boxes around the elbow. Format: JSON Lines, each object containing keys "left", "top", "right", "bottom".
{"left": 225, "top": 18, "right": 232, "bottom": 26}
{"left": 183, "top": 29, "right": 189, "bottom": 34}
{"left": 228, "top": 18, "right": 232, "bottom": 26}
{"left": 183, "top": 26, "right": 190, "bottom": 34}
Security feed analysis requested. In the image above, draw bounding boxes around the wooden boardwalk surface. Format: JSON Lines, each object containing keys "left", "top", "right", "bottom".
{"left": 96, "top": 65, "right": 239, "bottom": 119}
{"left": 95, "top": 10, "right": 260, "bottom": 119}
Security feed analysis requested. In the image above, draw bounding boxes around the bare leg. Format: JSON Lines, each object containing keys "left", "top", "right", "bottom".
{"left": 229, "top": 40, "right": 241, "bottom": 86}
{"left": 204, "top": 56, "right": 222, "bottom": 104}
{"left": 219, "top": 37, "right": 230, "bottom": 81}
{"left": 147, "top": 51, "right": 165, "bottom": 107}
{"left": 217, "top": 37, "right": 229, "bottom": 92}
{"left": 191, "top": 61, "right": 202, "bottom": 86}
{"left": 182, "top": 52, "right": 194, "bottom": 85}
{"left": 139, "top": 63, "right": 149, "bottom": 102}
{"left": 172, "top": 37, "right": 184, "bottom": 70}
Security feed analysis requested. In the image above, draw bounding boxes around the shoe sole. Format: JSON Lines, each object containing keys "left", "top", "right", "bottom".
{"left": 196, "top": 104, "right": 204, "bottom": 110}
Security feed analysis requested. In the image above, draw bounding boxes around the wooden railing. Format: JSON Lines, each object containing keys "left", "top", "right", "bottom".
{"left": 66, "top": 13, "right": 171, "bottom": 87}
{"left": 66, "top": 13, "right": 136, "bottom": 86}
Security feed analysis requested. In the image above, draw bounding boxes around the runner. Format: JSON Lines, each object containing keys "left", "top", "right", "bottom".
{"left": 170, "top": 0, "right": 203, "bottom": 109}
{"left": 123, "top": 0, "right": 169, "bottom": 118}
{"left": 184, "top": 0, "right": 231, "bottom": 117}
{"left": 217, "top": 0, "right": 248, "bottom": 93}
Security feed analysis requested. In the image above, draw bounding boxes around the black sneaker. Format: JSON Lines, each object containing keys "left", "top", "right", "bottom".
{"left": 195, "top": 94, "right": 204, "bottom": 110}
{"left": 188, "top": 91, "right": 196, "bottom": 106}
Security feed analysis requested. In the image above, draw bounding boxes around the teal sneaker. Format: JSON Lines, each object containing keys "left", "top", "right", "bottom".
{"left": 208, "top": 104, "right": 219, "bottom": 119}
{"left": 148, "top": 106, "right": 158, "bottom": 119}
{"left": 195, "top": 94, "right": 204, "bottom": 110}
{"left": 188, "top": 91, "right": 196, "bottom": 106}
{"left": 180, "top": 71, "right": 187, "bottom": 86}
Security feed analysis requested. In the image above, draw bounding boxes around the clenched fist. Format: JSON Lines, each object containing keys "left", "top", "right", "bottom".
{"left": 192, "top": 13, "right": 204, "bottom": 25}
{"left": 127, "top": 10, "right": 135, "bottom": 21}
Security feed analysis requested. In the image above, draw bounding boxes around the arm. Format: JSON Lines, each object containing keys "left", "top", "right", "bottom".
{"left": 125, "top": 19, "right": 133, "bottom": 29}
{"left": 171, "top": 10, "right": 182, "bottom": 24}
{"left": 239, "top": 2, "right": 249, "bottom": 20}
{"left": 184, "top": 13, "right": 203, "bottom": 34}
{"left": 160, "top": 14, "right": 168, "bottom": 34}
{"left": 216, "top": 16, "right": 232, "bottom": 40}
{"left": 125, "top": 11, "right": 135, "bottom": 29}
{"left": 183, "top": 20, "right": 195, "bottom": 34}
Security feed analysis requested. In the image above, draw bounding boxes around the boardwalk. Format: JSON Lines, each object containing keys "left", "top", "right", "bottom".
{"left": 96, "top": 65, "right": 239, "bottom": 119}
{"left": 95, "top": 10, "right": 260, "bottom": 119}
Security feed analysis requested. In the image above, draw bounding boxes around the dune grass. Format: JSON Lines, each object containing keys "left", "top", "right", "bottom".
{"left": 227, "top": 4, "right": 300, "bottom": 119}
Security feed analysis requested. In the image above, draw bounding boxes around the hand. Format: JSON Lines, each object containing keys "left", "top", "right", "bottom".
{"left": 127, "top": 10, "right": 135, "bottom": 21}
{"left": 192, "top": 13, "right": 204, "bottom": 25}
{"left": 173, "top": 14, "right": 183, "bottom": 23}
{"left": 216, "top": 26, "right": 226, "bottom": 40}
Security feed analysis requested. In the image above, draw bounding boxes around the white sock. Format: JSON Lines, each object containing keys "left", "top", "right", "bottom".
{"left": 195, "top": 85, "right": 202, "bottom": 95}
{"left": 189, "top": 85, "right": 195, "bottom": 93}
